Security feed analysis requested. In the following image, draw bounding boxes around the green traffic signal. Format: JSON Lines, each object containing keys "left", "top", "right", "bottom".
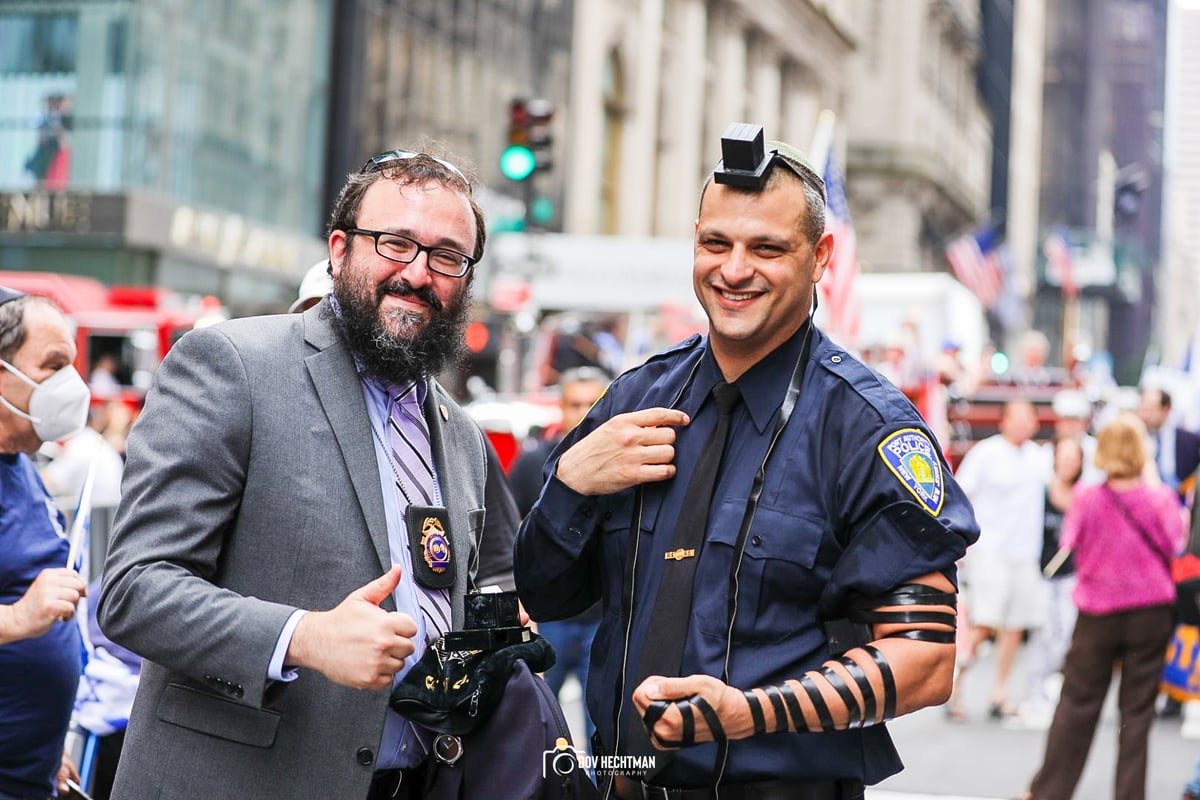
{"left": 500, "top": 145, "right": 536, "bottom": 181}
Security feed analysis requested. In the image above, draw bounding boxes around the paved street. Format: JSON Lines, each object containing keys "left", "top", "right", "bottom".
{"left": 559, "top": 644, "right": 1199, "bottom": 799}
{"left": 873, "top": 647, "right": 1197, "bottom": 799}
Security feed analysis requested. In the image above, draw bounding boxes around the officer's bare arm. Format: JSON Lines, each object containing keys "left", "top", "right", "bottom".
{"left": 636, "top": 571, "right": 957, "bottom": 747}
{"left": 741, "top": 571, "right": 956, "bottom": 736}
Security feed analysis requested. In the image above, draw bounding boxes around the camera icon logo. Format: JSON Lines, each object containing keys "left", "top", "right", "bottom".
{"left": 542, "top": 737, "right": 580, "bottom": 778}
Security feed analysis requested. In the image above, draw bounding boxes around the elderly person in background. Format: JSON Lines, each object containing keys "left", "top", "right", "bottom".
{"left": 1021, "top": 412, "right": 1186, "bottom": 800}
{"left": 0, "top": 287, "right": 91, "bottom": 799}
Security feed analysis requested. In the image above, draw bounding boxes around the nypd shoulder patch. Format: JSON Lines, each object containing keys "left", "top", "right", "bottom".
{"left": 877, "top": 428, "right": 945, "bottom": 516}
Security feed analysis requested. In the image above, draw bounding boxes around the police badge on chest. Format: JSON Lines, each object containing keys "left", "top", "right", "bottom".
{"left": 406, "top": 505, "right": 456, "bottom": 589}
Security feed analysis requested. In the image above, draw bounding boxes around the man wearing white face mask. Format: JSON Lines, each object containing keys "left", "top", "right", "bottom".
{"left": 0, "top": 286, "right": 90, "bottom": 800}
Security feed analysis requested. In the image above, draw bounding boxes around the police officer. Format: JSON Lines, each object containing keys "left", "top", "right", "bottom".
{"left": 514, "top": 128, "right": 979, "bottom": 799}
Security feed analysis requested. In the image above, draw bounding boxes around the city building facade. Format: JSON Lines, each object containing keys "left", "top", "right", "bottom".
{"left": 323, "top": 0, "right": 575, "bottom": 235}
{"left": 841, "top": 0, "right": 993, "bottom": 276}
{"left": 1161, "top": 0, "right": 1200, "bottom": 367}
{"left": 1035, "top": 0, "right": 1167, "bottom": 385}
{"left": 0, "top": 0, "right": 331, "bottom": 312}
{"left": 562, "top": 0, "right": 858, "bottom": 238}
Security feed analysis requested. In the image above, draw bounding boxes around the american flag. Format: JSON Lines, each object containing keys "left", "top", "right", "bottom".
{"left": 819, "top": 151, "right": 860, "bottom": 343}
{"left": 1042, "top": 229, "right": 1078, "bottom": 298}
{"left": 945, "top": 224, "right": 1006, "bottom": 308}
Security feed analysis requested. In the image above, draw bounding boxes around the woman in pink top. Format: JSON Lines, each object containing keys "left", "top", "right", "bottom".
{"left": 1021, "top": 412, "right": 1185, "bottom": 800}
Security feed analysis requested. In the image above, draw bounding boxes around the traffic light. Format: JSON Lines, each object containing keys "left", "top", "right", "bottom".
{"left": 525, "top": 98, "right": 554, "bottom": 172}
{"left": 500, "top": 99, "right": 536, "bottom": 181}
{"left": 1114, "top": 175, "right": 1146, "bottom": 222}
{"left": 499, "top": 97, "right": 554, "bottom": 181}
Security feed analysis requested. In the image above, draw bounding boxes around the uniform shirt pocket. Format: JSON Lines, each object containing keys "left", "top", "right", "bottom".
{"left": 695, "top": 500, "right": 828, "bottom": 644}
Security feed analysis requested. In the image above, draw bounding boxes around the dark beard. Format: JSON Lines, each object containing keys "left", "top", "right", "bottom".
{"left": 329, "top": 269, "right": 472, "bottom": 386}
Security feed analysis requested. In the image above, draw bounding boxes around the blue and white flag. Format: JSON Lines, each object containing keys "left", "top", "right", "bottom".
{"left": 65, "top": 445, "right": 97, "bottom": 574}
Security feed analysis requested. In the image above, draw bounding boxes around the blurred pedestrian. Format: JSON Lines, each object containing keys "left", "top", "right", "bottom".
{"left": 509, "top": 366, "right": 610, "bottom": 516}
{"left": 87, "top": 353, "right": 121, "bottom": 400}
{"left": 1138, "top": 386, "right": 1200, "bottom": 502}
{"left": 40, "top": 402, "right": 125, "bottom": 524}
{"left": 98, "top": 146, "right": 519, "bottom": 799}
{"left": 0, "top": 287, "right": 91, "bottom": 799}
{"left": 289, "top": 258, "right": 334, "bottom": 314}
{"left": 1050, "top": 388, "right": 1104, "bottom": 484}
{"left": 953, "top": 398, "right": 1047, "bottom": 719}
{"left": 1018, "top": 435, "right": 1084, "bottom": 729}
{"left": 1020, "top": 412, "right": 1186, "bottom": 800}
{"left": 1012, "top": 330, "right": 1055, "bottom": 386}
{"left": 24, "top": 94, "right": 72, "bottom": 189}
{"left": 508, "top": 365, "right": 609, "bottom": 754}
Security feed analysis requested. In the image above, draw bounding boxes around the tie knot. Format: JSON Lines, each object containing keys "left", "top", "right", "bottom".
{"left": 391, "top": 381, "right": 420, "bottom": 408}
{"left": 712, "top": 382, "right": 741, "bottom": 415}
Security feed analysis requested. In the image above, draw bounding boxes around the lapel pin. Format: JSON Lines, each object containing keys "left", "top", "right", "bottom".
{"left": 440, "top": 404, "right": 449, "bottom": 420}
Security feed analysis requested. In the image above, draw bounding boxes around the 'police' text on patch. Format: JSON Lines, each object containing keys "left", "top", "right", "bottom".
{"left": 877, "top": 428, "right": 944, "bottom": 516}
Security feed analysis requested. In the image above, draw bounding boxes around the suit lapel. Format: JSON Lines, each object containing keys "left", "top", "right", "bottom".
{"left": 303, "top": 304, "right": 391, "bottom": 576}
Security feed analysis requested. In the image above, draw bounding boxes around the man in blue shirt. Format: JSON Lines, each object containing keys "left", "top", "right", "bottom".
{"left": 0, "top": 289, "right": 90, "bottom": 800}
{"left": 515, "top": 131, "right": 979, "bottom": 799}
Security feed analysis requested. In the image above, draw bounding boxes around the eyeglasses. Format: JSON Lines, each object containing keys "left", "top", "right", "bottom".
{"left": 345, "top": 228, "right": 476, "bottom": 278}
{"left": 360, "top": 149, "right": 472, "bottom": 193}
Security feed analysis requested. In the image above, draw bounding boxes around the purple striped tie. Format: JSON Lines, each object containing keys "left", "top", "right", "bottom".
{"left": 388, "top": 381, "right": 452, "bottom": 641}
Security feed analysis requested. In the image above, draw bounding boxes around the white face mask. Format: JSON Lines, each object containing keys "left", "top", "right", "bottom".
{"left": 0, "top": 359, "right": 91, "bottom": 442}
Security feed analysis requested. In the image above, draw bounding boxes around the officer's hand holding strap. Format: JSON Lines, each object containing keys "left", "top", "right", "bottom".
{"left": 631, "top": 674, "right": 749, "bottom": 749}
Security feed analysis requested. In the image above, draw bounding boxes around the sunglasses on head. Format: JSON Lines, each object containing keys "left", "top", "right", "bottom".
{"left": 360, "top": 149, "right": 472, "bottom": 193}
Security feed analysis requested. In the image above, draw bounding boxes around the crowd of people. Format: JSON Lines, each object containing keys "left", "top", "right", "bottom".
{"left": 934, "top": 383, "right": 1198, "bottom": 799}
{"left": 1, "top": 129, "right": 1198, "bottom": 800}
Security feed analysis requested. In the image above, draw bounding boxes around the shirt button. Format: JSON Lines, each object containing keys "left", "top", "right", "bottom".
{"left": 831, "top": 355, "right": 843, "bottom": 364}
{"left": 582, "top": 507, "right": 594, "bottom": 518}
{"left": 356, "top": 747, "right": 375, "bottom": 766}
{"left": 751, "top": 535, "right": 762, "bottom": 546}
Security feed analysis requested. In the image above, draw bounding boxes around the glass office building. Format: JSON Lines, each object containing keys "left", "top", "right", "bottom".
{"left": 0, "top": 0, "right": 331, "bottom": 311}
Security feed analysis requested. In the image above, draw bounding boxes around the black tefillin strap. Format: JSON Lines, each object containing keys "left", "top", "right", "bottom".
{"left": 847, "top": 584, "right": 958, "bottom": 644}
{"left": 641, "top": 695, "right": 726, "bottom": 749}
{"left": 738, "top": 637, "right": 916, "bottom": 733}
{"left": 721, "top": 581, "right": 954, "bottom": 734}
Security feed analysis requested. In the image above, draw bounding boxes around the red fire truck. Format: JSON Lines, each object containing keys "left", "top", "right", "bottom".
{"left": 1, "top": 271, "right": 222, "bottom": 403}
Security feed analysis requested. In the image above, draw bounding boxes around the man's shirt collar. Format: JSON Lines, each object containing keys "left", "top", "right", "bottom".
{"left": 684, "top": 320, "right": 812, "bottom": 434}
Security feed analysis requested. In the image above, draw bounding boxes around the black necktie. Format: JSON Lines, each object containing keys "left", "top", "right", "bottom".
{"left": 627, "top": 381, "right": 741, "bottom": 753}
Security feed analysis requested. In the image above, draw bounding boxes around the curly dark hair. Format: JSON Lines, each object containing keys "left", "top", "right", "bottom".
{"left": 326, "top": 145, "right": 487, "bottom": 262}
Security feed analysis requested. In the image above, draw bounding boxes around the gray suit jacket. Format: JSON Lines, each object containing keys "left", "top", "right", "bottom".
{"left": 98, "top": 304, "right": 513, "bottom": 800}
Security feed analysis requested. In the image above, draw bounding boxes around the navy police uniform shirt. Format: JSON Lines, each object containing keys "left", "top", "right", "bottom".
{"left": 514, "top": 323, "right": 979, "bottom": 786}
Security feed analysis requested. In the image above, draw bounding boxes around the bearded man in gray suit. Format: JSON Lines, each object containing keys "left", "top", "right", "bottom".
{"left": 99, "top": 148, "right": 517, "bottom": 800}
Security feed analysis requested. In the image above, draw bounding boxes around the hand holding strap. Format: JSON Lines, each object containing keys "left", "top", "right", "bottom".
{"left": 641, "top": 695, "right": 727, "bottom": 748}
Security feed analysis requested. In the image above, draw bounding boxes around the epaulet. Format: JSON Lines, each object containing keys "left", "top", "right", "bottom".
{"left": 814, "top": 344, "right": 914, "bottom": 419}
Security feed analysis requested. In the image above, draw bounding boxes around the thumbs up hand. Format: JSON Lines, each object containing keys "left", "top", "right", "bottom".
{"left": 286, "top": 566, "right": 419, "bottom": 690}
